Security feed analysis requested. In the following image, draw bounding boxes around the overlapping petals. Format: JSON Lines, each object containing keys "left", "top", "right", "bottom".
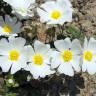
{"left": 24, "top": 41, "right": 54, "bottom": 79}
{"left": 0, "top": 37, "right": 28, "bottom": 74}
{"left": 3, "top": 0, "right": 36, "bottom": 19}
{"left": 37, "top": 0, "right": 73, "bottom": 24}
{"left": 1, "top": 0, "right": 96, "bottom": 80}
{"left": 0, "top": 36, "right": 96, "bottom": 79}
{"left": 51, "top": 38, "right": 82, "bottom": 76}
{"left": 0, "top": 15, "right": 22, "bottom": 36}
{"left": 82, "top": 38, "right": 96, "bottom": 75}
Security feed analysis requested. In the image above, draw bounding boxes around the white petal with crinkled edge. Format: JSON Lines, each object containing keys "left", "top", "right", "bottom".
{"left": 58, "top": 62, "right": 74, "bottom": 76}
{"left": 26, "top": 63, "right": 55, "bottom": 79}
{"left": 71, "top": 56, "right": 81, "bottom": 72}
{"left": 51, "top": 51, "right": 61, "bottom": 69}
{"left": 87, "top": 62, "right": 96, "bottom": 75}
{"left": 82, "top": 62, "right": 87, "bottom": 72}
{"left": 88, "top": 38, "right": 96, "bottom": 53}
{"left": 24, "top": 45, "right": 35, "bottom": 62}
{"left": 37, "top": 8, "right": 50, "bottom": 23}
{"left": 64, "top": 38, "right": 71, "bottom": 48}
{"left": 40, "top": 1, "right": 57, "bottom": 12}
{"left": 0, "top": 39, "right": 11, "bottom": 55}
{"left": 55, "top": 39, "right": 71, "bottom": 52}
{"left": 82, "top": 59, "right": 96, "bottom": 74}
{"left": 57, "top": 0, "right": 72, "bottom": 8}
{"left": 34, "top": 40, "right": 50, "bottom": 54}
{"left": 8, "top": 37, "right": 26, "bottom": 49}
{"left": 84, "top": 37, "right": 88, "bottom": 50}
{"left": 54, "top": 38, "right": 71, "bottom": 52}
{"left": 11, "top": 62, "right": 21, "bottom": 74}
{"left": 54, "top": 40, "right": 65, "bottom": 52}
{"left": 71, "top": 39, "right": 82, "bottom": 55}
{"left": 0, "top": 57, "right": 12, "bottom": 72}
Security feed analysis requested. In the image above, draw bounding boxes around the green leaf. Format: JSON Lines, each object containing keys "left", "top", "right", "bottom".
{"left": 66, "top": 26, "right": 84, "bottom": 43}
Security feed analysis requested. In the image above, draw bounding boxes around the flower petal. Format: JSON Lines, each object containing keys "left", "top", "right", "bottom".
{"left": 34, "top": 40, "right": 50, "bottom": 54}
{"left": 51, "top": 51, "right": 61, "bottom": 69}
{"left": 24, "top": 45, "right": 35, "bottom": 62}
{"left": 54, "top": 40, "right": 65, "bottom": 52}
{"left": 84, "top": 37, "right": 88, "bottom": 50}
{"left": 58, "top": 62, "right": 74, "bottom": 76}
{"left": 72, "top": 56, "right": 81, "bottom": 72}
{"left": 11, "top": 62, "right": 21, "bottom": 74}
{"left": 87, "top": 62, "right": 96, "bottom": 75}
{"left": 88, "top": 38, "right": 96, "bottom": 52}
{"left": 9, "top": 37, "right": 26, "bottom": 49}
{"left": 27, "top": 63, "right": 54, "bottom": 79}
{"left": 71, "top": 39, "right": 82, "bottom": 55}
{"left": 37, "top": 8, "right": 50, "bottom": 23}
{"left": 0, "top": 57, "right": 12, "bottom": 72}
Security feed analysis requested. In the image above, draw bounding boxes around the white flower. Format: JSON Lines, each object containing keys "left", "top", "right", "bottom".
{"left": 8, "top": 79, "right": 14, "bottom": 84}
{"left": 51, "top": 38, "right": 82, "bottom": 76}
{"left": 0, "top": 37, "right": 28, "bottom": 74}
{"left": 0, "top": 15, "right": 22, "bottom": 36}
{"left": 4, "top": 0, "right": 36, "bottom": 19}
{"left": 24, "top": 40, "right": 55, "bottom": 79}
{"left": 82, "top": 37, "right": 96, "bottom": 75}
{"left": 37, "top": 0, "right": 73, "bottom": 25}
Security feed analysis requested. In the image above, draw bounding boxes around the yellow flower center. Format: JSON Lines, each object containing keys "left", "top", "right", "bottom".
{"left": 33, "top": 54, "right": 44, "bottom": 65}
{"left": 51, "top": 10, "right": 62, "bottom": 20}
{"left": 62, "top": 50, "right": 73, "bottom": 62}
{"left": 3, "top": 25, "right": 12, "bottom": 33}
{"left": 84, "top": 51, "right": 93, "bottom": 62}
{"left": 9, "top": 50, "right": 20, "bottom": 61}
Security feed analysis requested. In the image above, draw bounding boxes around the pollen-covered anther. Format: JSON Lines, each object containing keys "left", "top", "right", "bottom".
{"left": 84, "top": 51, "right": 93, "bottom": 62}
{"left": 62, "top": 50, "right": 73, "bottom": 62}
{"left": 51, "top": 10, "right": 62, "bottom": 20}
{"left": 9, "top": 50, "right": 20, "bottom": 61}
{"left": 3, "top": 25, "right": 12, "bottom": 33}
{"left": 33, "top": 54, "right": 44, "bottom": 65}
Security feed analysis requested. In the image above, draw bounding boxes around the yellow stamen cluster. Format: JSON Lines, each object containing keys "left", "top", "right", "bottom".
{"left": 3, "top": 25, "right": 12, "bottom": 33}
{"left": 9, "top": 50, "right": 20, "bottom": 61}
{"left": 51, "top": 10, "right": 62, "bottom": 20}
{"left": 62, "top": 50, "right": 73, "bottom": 62}
{"left": 84, "top": 51, "right": 93, "bottom": 62}
{"left": 33, "top": 54, "right": 44, "bottom": 65}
